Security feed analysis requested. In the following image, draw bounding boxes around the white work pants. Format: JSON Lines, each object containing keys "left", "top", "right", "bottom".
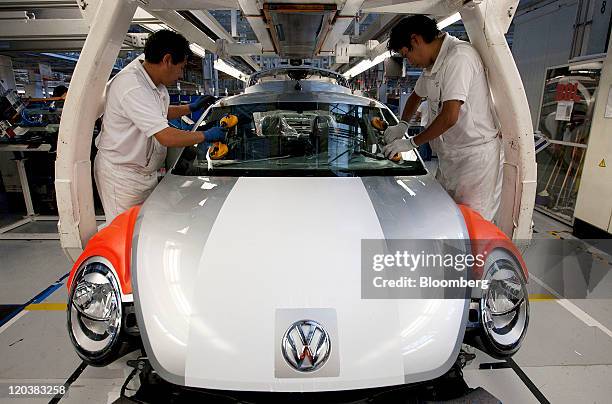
{"left": 436, "top": 137, "right": 503, "bottom": 222}
{"left": 94, "top": 153, "right": 159, "bottom": 223}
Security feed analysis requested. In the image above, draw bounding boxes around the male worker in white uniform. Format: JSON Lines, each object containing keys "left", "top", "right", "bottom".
{"left": 94, "top": 30, "right": 223, "bottom": 222}
{"left": 383, "top": 16, "right": 503, "bottom": 221}
{"left": 415, "top": 100, "right": 429, "bottom": 127}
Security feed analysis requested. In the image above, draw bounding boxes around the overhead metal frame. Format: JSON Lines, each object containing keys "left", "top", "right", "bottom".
{"left": 55, "top": 0, "right": 536, "bottom": 261}
{"left": 262, "top": 3, "right": 338, "bottom": 58}
{"left": 361, "top": 0, "right": 462, "bottom": 15}
{"left": 0, "top": 1, "right": 79, "bottom": 10}
{"left": 0, "top": 18, "right": 90, "bottom": 40}
{"left": 188, "top": 10, "right": 261, "bottom": 71}
{"left": 319, "top": 0, "right": 366, "bottom": 54}
{"left": 237, "top": 0, "right": 276, "bottom": 53}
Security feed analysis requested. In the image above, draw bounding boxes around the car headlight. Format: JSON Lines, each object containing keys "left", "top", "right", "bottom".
{"left": 480, "top": 249, "right": 529, "bottom": 355}
{"left": 68, "top": 260, "right": 122, "bottom": 358}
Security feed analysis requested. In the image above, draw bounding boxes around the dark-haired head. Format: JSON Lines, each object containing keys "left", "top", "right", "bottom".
{"left": 387, "top": 15, "right": 442, "bottom": 69}
{"left": 144, "top": 29, "right": 192, "bottom": 65}
{"left": 52, "top": 85, "right": 68, "bottom": 98}
{"left": 387, "top": 15, "right": 440, "bottom": 53}
{"left": 143, "top": 30, "right": 192, "bottom": 86}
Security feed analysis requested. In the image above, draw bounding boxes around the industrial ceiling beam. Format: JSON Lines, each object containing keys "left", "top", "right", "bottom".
{"left": 189, "top": 10, "right": 236, "bottom": 42}
{"left": 0, "top": 11, "right": 33, "bottom": 20}
{"left": 261, "top": 5, "right": 281, "bottom": 55}
{"left": 237, "top": 0, "right": 275, "bottom": 53}
{"left": 313, "top": 5, "right": 337, "bottom": 56}
{"left": 361, "top": 0, "right": 461, "bottom": 15}
{"left": 334, "top": 1, "right": 460, "bottom": 73}
{"left": 142, "top": 9, "right": 217, "bottom": 51}
{"left": 141, "top": 9, "right": 253, "bottom": 75}
{"left": 330, "top": 13, "right": 401, "bottom": 70}
{"left": 0, "top": 1, "right": 78, "bottom": 10}
{"left": 0, "top": 39, "right": 134, "bottom": 52}
{"left": 0, "top": 6, "right": 157, "bottom": 52}
{"left": 356, "top": 13, "right": 403, "bottom": 43}
{"left": 124, "top": 0, "right": 239, "bottom": 10}
{"left": 215, "top": 39, "right": 277, "bottom": 57}
{"left": 0, "top": 18, "right": 90, "bottom": 40}
{"left": 132, "top": 7, "right": 162, "bottom": 24}
{"left": 319, "top": 0, "right": 365, "bottom": 55}
{"left": 188, "top": 10, "right": 261, "bottom": 71}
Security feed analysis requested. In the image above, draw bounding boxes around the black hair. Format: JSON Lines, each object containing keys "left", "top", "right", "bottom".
{"left": 52, "top": 85, "right": 68, "bottom": 97}
{"left": 387, "top": 15, "right": 440, "bottom": 52}
{"left": 144, "top": 29, "right": 193, "bottom": 64}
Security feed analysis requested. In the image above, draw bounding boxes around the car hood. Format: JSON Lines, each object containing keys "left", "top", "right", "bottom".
{"left": 132, "top": 174, "right": 469, "bottom": 391}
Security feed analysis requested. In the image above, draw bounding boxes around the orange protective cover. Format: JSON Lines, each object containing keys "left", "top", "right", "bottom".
{"left": 66, "top": 206, "right": 141, "bottom": 295}
{"left": 458, "top": 204, "right": 528, "bottom": 280}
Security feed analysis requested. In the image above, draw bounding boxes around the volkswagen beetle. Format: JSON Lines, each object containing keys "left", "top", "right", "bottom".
{"left": 66, "top": 67, "right": 529, "bottom": 399}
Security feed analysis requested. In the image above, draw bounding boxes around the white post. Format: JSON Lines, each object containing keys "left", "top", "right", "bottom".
{"left": 16, "top": 159, "right": 34, "bottom": 216}
{"left": 231, "top": 9, "right": 238, "bottom": 38}
{"left": 461, "top": 0, "right": 537, "bottom": 240}
{"left": 55, "top": 0, "right": 137, "bottom": 262}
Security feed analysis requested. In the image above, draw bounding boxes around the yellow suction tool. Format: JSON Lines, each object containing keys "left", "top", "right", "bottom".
{"left": 370, "top": 117, "right": 401, "bottom": 162}
{"left": 208, "top": 114, "right": 238, "bottom": 159}
{"left": 208, "top": 142, "right": 229, "bottom": 159}
{"left": 371, "top": 117, "right": 388, "bottom": 131}
{"left": 220, "top": 113, "right": 238, "bottom": 129}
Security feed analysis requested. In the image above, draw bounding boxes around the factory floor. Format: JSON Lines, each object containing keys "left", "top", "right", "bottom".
{"left": 0, "top": 211, "right": 611, "bottom": 403}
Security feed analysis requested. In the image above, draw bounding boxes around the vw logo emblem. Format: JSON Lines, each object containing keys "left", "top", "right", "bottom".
{"left": 281, "top": 320, "right": 331, "bottom": 372}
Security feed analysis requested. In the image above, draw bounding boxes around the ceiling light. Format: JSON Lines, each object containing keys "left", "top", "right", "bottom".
{"left": 437, "top": 12, "right": 461, "bottom": 29}
{"left": 213, "top": 59, "right": 248, "bottom": 82}
{"left": 189, "top": 44, "right": 206, "bottom": 58}
{"left": 141, "top": 23, "right": 172, "bottom": 32}
{"left": 343, "top": 50, "right": 391, "bottom": 79}
{"left": 342, "top": 12, "right": 462, "bottom": 80}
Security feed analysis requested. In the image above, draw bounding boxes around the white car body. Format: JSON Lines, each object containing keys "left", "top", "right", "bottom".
{"left": 67, "top": 68, "right": 529, "bottom": 397}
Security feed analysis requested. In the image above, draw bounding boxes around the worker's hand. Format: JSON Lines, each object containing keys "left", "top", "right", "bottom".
{"left": 189, "top": 95, "right": 217, "bottom": 112}
{"left": 383, "top": 137, "right": 418, "bottom": 159}
{"left": 202, "top": 126, "right": 225, "bottom": 143}
{"left": 383, "top": 121, "right": 409, "bottom": 144}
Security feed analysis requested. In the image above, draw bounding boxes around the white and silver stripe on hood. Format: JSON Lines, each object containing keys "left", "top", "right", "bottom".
{"left": 133, "top": 174, "right": 468, "bottom": 391}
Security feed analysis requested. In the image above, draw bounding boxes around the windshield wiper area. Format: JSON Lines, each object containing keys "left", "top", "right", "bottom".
{"left": 358, "top": 150, "right": 387, "bottom": 160}
{"left": 203, "top": 148, "right": 394, "bottom": 172}
{"left": 328, "top": 148, "right": 389, "bottom": 165}
{"left": 208, "top": 155, "right": 295, "bottom": 168}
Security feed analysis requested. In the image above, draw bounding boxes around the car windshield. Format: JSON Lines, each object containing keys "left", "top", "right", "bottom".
{"left": 172, "top": 102, "right": 427, "bottom": 177}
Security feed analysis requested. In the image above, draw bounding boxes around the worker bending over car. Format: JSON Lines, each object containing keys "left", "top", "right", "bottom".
{"left": 94, "top": 30, "right": 222, "bottom": 222}
{"left": 383, "top": 15, "right": 503, "bottom": 222}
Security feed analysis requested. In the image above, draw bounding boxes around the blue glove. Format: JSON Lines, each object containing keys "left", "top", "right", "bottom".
{"left": 203, "top": 126, "right": 225, "bottom": 143}
{"left": 189, "top": 95, "right": 217, "bottom": 112}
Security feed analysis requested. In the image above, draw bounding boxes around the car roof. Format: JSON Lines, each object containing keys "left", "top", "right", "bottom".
{"left": 216, "top": 66, "right": 387, "bottom": 109}
{"left": 247, "top": 66, "right": 349, "bottom": 88}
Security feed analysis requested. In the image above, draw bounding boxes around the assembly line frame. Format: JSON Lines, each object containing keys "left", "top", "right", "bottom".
{"left": 54, "top": 0, "right": 537, "bottom": 261}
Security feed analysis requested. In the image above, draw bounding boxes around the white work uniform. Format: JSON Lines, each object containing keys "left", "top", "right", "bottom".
{"left": 414, "top": 33, "right": 503, "bottom": 221}
{"left": 417, "top": 100, "right": 430, "bottom": 127}
{"left": 94, "top": 59, "right": 169, "bottom": 223}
